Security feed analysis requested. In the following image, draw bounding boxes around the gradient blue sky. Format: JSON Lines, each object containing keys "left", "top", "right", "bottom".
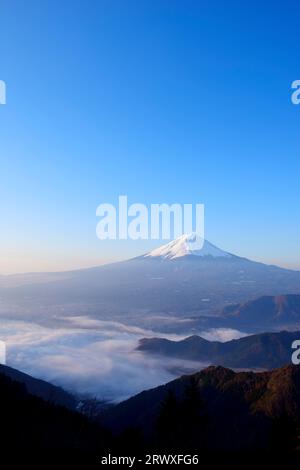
{"left": 1, "top": 0, "right": 300, "bottom": 274}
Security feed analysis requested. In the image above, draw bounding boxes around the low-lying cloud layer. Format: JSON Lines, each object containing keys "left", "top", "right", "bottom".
{"left": 0, "top": 316, "right": 247, "bottom": 402}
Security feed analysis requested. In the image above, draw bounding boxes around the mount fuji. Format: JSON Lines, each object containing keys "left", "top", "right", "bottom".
{"left": 1, "top": 234, "right": 300, "bottom": 331}
{"left": 145, "top": 233, "right": 232, "bottom": 260}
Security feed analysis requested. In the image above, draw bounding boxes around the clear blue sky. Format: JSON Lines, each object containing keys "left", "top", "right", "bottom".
{"left": 1, "top": 0, "right": 300, "bottom": 273}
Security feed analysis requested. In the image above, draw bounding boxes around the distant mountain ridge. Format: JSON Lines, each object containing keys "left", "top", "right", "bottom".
{"left": 222, "top": 294, "right": 300, "bottom": 328}
{"left": 137, "top": 330, "right": 300, "bottom": 369}
{"left": 0, "top": 236, "right": 300, "bottom": 330}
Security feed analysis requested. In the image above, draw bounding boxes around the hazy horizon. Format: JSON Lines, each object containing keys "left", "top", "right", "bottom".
{"left": 2, "top": 236, "right": 300, "bottom": 275}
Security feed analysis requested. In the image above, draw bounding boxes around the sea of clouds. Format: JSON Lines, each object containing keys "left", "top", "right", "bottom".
{"left": 0, "top": 316, "right": 247, "bottom": 402}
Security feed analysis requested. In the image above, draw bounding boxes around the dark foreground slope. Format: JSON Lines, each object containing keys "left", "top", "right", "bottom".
{"left": 137, "top": 330, "right": 300, "bottom": 369}
{"left": 101, "top": 365, "right": 300, "bottom": 453}
{"left": 0, "top": 363, "right": 77, "bottom": 409}
{"left": 0, "top": 371, "right": 110, "bottom": 455}
{"left": 1, "top": 365, "right": 300, "bottom": 465}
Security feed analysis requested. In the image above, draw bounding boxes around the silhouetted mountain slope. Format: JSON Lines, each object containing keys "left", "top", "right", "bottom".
{"left": 1, "top": 364, "right": 300, "bottom": 464}
{"left": 101, "top": 365, "right": 300, "bottom": 452}
{"left": 137, "top": 330, "right": 300, "bottom": 369}
{"left": 0, "top": 364, "right": 77, "bottom": 409}
{"left": 0, "top": 371, "right": 110, "bottom": 452}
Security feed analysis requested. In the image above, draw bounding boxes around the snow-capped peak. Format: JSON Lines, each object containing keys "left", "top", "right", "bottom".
{"left": 145, "top": 233, "right": 232, "bottom": 260}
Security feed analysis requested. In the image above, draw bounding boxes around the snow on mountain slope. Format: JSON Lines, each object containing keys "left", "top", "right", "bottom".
{"left": 145, "top": 233, "right": 233, "bottom": 260}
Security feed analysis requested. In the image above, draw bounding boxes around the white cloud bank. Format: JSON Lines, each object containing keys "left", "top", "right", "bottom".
{"left": 0, "top": 317, "right": 247, "bottom": 402}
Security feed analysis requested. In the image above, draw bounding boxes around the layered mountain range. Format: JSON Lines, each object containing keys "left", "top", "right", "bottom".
{"left": 1, "top": 234, "right": 300, "bottom": 332}
{"left": 137, "top": 330, "right": 300, "bottom": 369}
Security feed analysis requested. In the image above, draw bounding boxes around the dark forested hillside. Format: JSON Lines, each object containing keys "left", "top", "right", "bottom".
{"left": 101, "top": 364, "right": 300, "bottom": 454}
{"left": 0, "top": 363, "right": 77, "bottom": 409}
{"left": 1, "top": 365, "right": 300, "bottom": 465}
